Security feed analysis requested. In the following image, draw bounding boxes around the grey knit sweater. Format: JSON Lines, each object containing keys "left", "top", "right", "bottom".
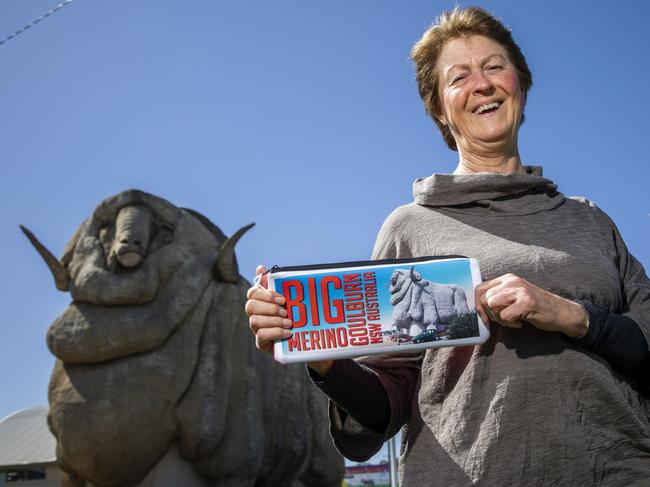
{"left": 326, "top": 167, "right": 650, "bottom": 486}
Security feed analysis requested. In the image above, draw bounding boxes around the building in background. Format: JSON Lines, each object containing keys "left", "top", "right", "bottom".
{"left": 2, "top": 406, "right": 399, "bottom": 487}
{"left": 344, "top": 462, "right": 390, "bottom": 487}
{"left": 0, "top": 407, "right": 77, "bottom": 486}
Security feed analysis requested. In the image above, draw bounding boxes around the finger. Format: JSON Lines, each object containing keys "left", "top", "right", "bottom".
{"left": 258, "top": 341, "right": 274, "bottom": 354}
{"left": 478, "top": 287, "right": 497, "bottom": 321}
{"left": 245, "top": 299, "right": 288, "bottom": 318}
{"left": 254, "top": 264, "right": 274, "bottom": 290}
{"left": 478, "top": 273, "right": 526, "bottom": 300}
{"left": 493, "top": 299, "right": 530, "bottom": 327}
{"left": 474, "top": 287, "right": 491, "bottom": 325}
{"left": 255, "top": 327, "right": 292, "bottom": 352}
{"left": 247, "top": 284, "right": 285, "bottom": 304}
{"left": 475, "top": 278, "right": 506, "bottom": 319}
{"left": 485, "top": 308, "right": 502, "bottom": 325}
{"left": 476, "top": 275, "right": 522, "bottom": 325}
{"left": 494, "top": 318, "right": 523, "bottom": 329}
{"left": 255, "top": 330, "right": 276, "bottom": 354}
{"left": 485, "top": 287, "right": 518, "bottom": 311}
{"left": 476, "top": 275, "right": 509, "bottom": 295}
{"left": 498, "top": 299, "right": 533, "bottom": 323}
{"left": 479, "top": 293, "right": 503, "bottom": 325}
{"left": 249, "top": 314, "right": 292, "bottom": 334}
{"left": 255, "top": 264, "right": 270, "bottom": 288}
{"left": 483, "top": 305, "right": 522, "bottom": 328}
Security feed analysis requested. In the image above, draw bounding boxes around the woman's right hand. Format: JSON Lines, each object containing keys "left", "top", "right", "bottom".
{"left": 245, "top": 265, "right": 334, "bottom": 377}
{"left": 246, "top": 265, "right": 292, "bottom": 353}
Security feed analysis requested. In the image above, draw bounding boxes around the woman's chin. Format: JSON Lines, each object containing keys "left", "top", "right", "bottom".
{"left": 459, "top": 131, "right": 517, "bottom": 152}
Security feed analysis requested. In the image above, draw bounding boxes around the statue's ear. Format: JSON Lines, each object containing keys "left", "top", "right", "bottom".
{"left": 409, "top": 266, "right": 422, "bottom": 282}
{"left": 149, "top": 224, "right": 174, "bottom": 253}
{"left": 20, "top": 225, "right": 70, "bottom": 292}
{"left": 213, "top": 223, "right": 255, "bottom": 283}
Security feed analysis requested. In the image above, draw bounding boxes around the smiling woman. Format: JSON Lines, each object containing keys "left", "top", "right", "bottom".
{"left": 410, "top": 6, "right": 532, "bottom": 155}
{"left": 245, "top": 6, "right": 650, "bottom": 486}
{"left": 434, "top": 35, "right": 525, "bottom": 171}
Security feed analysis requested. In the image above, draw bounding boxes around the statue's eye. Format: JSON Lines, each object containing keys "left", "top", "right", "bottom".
{"left": 99, "top": 225, "right": 115, "bottom": 242}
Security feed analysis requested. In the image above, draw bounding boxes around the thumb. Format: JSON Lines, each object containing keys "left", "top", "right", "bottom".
{"left": 255, "top": 265, "right": 269, "bottom": 289}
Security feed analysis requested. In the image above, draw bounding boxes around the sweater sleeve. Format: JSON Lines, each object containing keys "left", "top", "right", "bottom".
{"left": 573, "top": 300, "right": 650, "bottom": 378}
{"left": 595, "top": 204, "right": 650, "bottom": 347}
{"left": 308, "top": 359, "right": 390, "bottom": 434}
{"left": 308, "top": 359, "right": 390, "bottom": 462}
{"left": 311, "top": 210, "right": 423, "bottom": 462}
{"left": 574, "top": 203, "right": 650, "bottom": 380}
{"left": 310, "top": 352, "right": 423, "bottom": 462}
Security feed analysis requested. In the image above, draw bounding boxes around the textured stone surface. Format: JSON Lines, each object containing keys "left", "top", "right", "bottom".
{"left": 25, "top": 190, "right": 343, "bottom": 487}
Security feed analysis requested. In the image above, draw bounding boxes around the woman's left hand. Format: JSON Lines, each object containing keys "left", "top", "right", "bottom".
{"left": 475, "top": 273, "right": 589, "bottom": 338}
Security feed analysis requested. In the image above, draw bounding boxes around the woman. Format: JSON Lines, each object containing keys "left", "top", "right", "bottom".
{"left": 246, "top": 7, "right": 650, "bottom": 486}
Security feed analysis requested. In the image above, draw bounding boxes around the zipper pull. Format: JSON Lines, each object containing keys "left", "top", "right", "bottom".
{"left": 251, "top": 265, "right": 279, "bottom": 288}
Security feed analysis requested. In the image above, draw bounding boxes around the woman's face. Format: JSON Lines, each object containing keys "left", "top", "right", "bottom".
{"left": 436, "top": 35, "right": 524, "bottom": 152}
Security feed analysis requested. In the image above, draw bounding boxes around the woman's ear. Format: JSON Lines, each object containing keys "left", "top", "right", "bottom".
{"left": 434, "top": 106, "right": 448, "bottom": 126}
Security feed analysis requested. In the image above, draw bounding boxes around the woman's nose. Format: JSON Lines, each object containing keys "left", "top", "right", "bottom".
{"left": 471, "top": 70, "right": 494, "bottom": 94}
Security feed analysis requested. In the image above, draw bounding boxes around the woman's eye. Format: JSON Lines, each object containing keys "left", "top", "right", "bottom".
{"left": 451, "top": 74, "right": 467, "bottom": 84}
{"left": 487, "top": 65, "right": 503, "bottom": 71}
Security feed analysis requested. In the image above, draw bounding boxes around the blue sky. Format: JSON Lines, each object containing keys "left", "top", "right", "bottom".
{"left": 1, "top": 0, "right": 648, "bottom": 456}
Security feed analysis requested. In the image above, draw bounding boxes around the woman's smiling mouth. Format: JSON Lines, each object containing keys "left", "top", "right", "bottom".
{"left": 474, "top": 101, "right": 502, "bottom": 115}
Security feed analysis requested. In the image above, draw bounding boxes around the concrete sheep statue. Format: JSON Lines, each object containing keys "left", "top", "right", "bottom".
{"left": 389, "top": 267, "right": 470, "bottom": 336}
{"left": 22, "top": 189, "right": 343, "bottom": 487}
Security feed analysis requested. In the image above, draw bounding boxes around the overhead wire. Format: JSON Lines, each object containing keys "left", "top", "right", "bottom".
{"left": 0, "top": 0, "right": 74, "bottom": 48}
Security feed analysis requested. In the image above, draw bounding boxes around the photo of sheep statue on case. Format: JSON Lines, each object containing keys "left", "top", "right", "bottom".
{"left": 268, "top": 256, "right": 489, "bottom": 364}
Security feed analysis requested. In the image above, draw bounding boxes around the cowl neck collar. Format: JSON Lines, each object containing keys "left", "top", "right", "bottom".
{"left": 413, "top": 165, "right": 566, "bottom": 216}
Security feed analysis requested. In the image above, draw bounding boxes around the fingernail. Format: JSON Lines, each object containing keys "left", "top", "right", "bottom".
{"left": 279, "top": 308, "right": 287, "bottom": 317}
{"left": 283, "top": 329, "right": 292, "bottom": 337}
{"left": 275, "top": 296, "right": 285, "bottom": 305}
{"left": 282, "top": 319, "right": 292, "bottom": 328}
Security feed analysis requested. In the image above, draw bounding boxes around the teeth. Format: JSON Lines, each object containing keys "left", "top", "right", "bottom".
{"left": 475, "top": 102, "right": 500, "bottom": 114}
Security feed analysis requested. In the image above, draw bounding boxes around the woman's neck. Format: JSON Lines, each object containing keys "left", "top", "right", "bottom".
{"left": 453, "top": 143, "right": 525, "bottom": 175}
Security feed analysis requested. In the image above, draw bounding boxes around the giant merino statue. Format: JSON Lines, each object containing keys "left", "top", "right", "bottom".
{"left": 22, "top": 190, "right": 343, "bottom": 487}
{"left": 389, "top": 267, "right": 470, "bottom": 336}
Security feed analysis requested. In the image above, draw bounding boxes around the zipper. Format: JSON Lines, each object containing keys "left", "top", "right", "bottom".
{"left": 251, "top": 265, "right": 281, "bottom": 288}
{"left": 267, "top": 255, "right": 468, "bottom": 274}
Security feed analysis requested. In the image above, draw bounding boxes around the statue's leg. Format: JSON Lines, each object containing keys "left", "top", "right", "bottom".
{"left": 409, "top": 322, "right": 424, "bottom": 336}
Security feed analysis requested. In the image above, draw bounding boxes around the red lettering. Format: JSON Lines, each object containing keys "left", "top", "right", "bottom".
{"left": 345, "top": 301, "right": 364, "bottom": 311}
{"left": 337, "top": 327, "right": 348, "bottom": 346}
{"left": 300, "top": 330, "right": 310, "bottom": 350}
{"left": 321, "top": 276, "right": 344, "bottom": 324}
{"left": 344, "top": 282, "right": 362, "bottom": 292}
{"left": 307, "top": 277, "right": 320, "bottom": 326}
{"left": 343, "top": 273, "right": 361, "bottom": 282}
{"left": 369, "top": 324, "right": 383, "bottom": 344}
{"left": 287, "top": 333, "right": 301, "bottom": 351}
{"left": 344, "top": 291, "right": 363, "bottom": 301}
{"left": 347, "top": 316, "right": 366, "bottom": 325}
{"left": 325, "top": 328, "right": 337, "bottom": 348}
{"left": 350, "top": 336, "right": 369, "bottom": 346}
{"left": 309, "top": 330, "right": 321, "bottom": 350}
{"left": 282, "top": 280, "right": 307, "bottom": 328}
{"left": 349, "top": 327, "right": 367, "bottom": 337}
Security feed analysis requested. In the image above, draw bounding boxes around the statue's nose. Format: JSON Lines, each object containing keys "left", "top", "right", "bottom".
{"left": 120, "top": 237, "right": 142, "bottom": 249}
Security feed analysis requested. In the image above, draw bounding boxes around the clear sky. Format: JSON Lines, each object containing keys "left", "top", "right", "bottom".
{"left": 1, "top": 0, "right": 648, "bottom": 445}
